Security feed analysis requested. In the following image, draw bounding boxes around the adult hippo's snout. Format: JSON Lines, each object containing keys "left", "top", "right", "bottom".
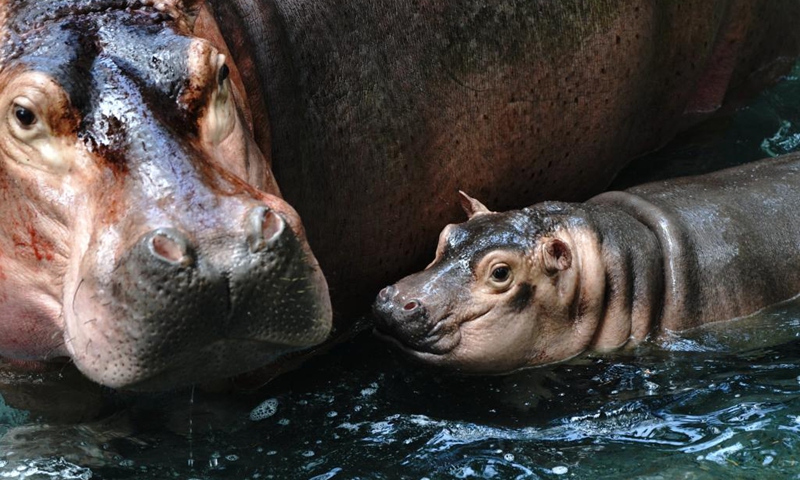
{"left": 69, "top": 193, "right": 331, "bottom": 390}
{"left": 0, "top": 1, "right": 331, "bottom": 389}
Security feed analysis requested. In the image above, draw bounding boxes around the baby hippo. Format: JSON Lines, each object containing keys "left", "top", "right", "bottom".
{"left": 373, "top": 154, "right": 800, "bottom": 373}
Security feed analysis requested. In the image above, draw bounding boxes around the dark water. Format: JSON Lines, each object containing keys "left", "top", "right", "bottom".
{"left": 2, "top": 64, "right": 800, "bottom": 480}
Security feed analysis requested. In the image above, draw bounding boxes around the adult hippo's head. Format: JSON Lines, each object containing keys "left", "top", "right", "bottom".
{"left": 0, "top": 0, "right": 331, "bottom": 389}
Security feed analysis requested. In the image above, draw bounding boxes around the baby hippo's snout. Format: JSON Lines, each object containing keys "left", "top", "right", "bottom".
{"left": 375, "top": 285, "right": 429, "bottom": 324}
{"left": 373, "top": 284, "right": 457, "bottom": 354}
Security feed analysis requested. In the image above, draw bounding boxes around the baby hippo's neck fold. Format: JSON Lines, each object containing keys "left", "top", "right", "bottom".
{"left": 565, "top": 201, "right": 665, "bottom": 353}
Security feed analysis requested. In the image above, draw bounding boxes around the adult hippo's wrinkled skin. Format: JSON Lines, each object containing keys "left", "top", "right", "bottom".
{"left": 211, "top": 0, "right": 800, "bottom": 320}
{"left": 0, "top": 0, "right": 331, "bottom": 390}
{"left": 373, "top": 155, "right": 800, "bottom": 373}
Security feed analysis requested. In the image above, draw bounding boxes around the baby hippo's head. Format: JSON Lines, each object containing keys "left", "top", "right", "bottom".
{"left": 372, "top": 193, "right": 588, "bottom": 373}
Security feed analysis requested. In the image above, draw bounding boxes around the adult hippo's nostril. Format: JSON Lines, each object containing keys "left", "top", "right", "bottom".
{"left": 147, "top": 228, "right": 194, "bottom": 266}
{"left": 247, "top": 206, "right": 286, "bottom": 253}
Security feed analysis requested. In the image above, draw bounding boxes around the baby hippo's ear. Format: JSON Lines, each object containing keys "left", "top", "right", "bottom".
{"left": 458, "top": 191, "right": 492, "bottom": 219}
{"left": 540, "top": 238, "right": 572, "bottom": 275}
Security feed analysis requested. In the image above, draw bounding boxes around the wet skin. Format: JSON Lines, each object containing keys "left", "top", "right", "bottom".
{"left": 374, "top": 155, "right": 800, "bottom": 373}
{"left": 0, "top": 0, "right": 331, "bottom": 390}
{"left": 214, "top": 0, "right": 800, "bottom": 322}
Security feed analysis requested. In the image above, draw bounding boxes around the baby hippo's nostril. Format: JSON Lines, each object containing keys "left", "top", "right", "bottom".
{"left": 404, "top": 300, "right": 420, "bottom": 311}
{"left": 378, "top": 285, "right": 395, "bottom": 303}
{"left": 248, "top": 206, "right": 286, "bottom": 253}
{"left": 148, "top": 228, "right": 193, "bottom": 266}
{"left": 401, "top": 298, "right": 427, "bottom": 320}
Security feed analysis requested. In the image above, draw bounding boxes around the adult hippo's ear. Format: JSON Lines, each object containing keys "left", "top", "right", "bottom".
{"left": 540, "top": 238, "right": 572, "bottom": 275}
{"left": 458, "top": 191, "right": 492, "bottom": 219}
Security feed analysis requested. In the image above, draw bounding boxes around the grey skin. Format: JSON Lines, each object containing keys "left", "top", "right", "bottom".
{"left": 373, "top": 154, "right": 800, "bottom": 373}
{"left": 212, "top": 0, "right": 800, "bottom": 323}
{"left": 0, "top": 0, "right": 331, "bottom": 390}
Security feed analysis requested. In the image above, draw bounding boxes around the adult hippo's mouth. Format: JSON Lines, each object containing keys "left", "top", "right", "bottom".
{"left": 65, "top": 207, "right": 331, "bottom": 390}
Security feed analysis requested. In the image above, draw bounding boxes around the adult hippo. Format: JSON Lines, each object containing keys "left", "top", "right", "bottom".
{"left": 0, "top": 0, "right": 331, "bottom": 390}
{"left": 372, "top": 154, "right": 800, "bottom": 372}
{"left": 211, "top": 0, "right": 800, "bottom": 320}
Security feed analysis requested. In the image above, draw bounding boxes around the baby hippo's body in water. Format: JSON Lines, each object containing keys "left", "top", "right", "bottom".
{"left": 373, "top": 154, "right": 800, "bottom": 373}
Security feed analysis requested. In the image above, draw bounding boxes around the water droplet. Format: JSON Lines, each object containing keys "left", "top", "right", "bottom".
{"left": 552, "top": 466, "right": 568, "bottom": 475}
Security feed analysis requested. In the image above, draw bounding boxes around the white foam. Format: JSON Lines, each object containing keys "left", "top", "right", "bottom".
{"left": 249, "top": 398, "right": 279, "bottom": 421}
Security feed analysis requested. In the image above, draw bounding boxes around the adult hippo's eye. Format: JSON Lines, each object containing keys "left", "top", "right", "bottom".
{"left": 218, "top": 64, "right": 230, "bottom": 87}
{"left": 14, "top": 105, "right": 37, "bottom": 128}
{"left": 201, "top": 56, "right": 236, "bottom": 145}
{"left": 3, "top": 73, "right": 78, "bottom": 173}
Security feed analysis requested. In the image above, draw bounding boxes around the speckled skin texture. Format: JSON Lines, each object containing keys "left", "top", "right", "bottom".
{"left": 213, "top": 0, "right": 800, "bottom": 321}
{"left": 0, "top": 0, "right": 331, "bottom": 390}
{"left": 373, "top": 154, "right": 800, "bottom": 373}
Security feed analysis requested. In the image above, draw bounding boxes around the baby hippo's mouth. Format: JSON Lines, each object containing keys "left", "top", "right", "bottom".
{"left": 372, "top": 316, "right": 462, "bottom": 356}
{"left": 372, "top": 329, "right": 462, "bottom": 365}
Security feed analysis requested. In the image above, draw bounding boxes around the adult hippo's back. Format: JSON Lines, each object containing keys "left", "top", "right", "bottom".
{"left": 212, "top": 0, "right": 800, "bottom": 316}
{"left": 0, "top": 0, "right": 331, "bottom": 389}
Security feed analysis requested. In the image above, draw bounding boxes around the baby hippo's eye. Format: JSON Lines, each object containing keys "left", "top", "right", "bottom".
{"left": 491, "top": 266, "right": 510, "bottom": 282}
{"left": 14, "top": 105, "right": 36, "bottom": 128}
{"left": 487, "top": 263, "right": 514, "bottom": 291}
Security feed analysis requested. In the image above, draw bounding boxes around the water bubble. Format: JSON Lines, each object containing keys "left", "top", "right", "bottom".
{"left": 361, "top": 387, "right": 377, "bottom": 397}
{"left": 250, "top": 398, "right": 279, "bottom": 421}
{"left": 225, "top": 455, "right": 239, "bottom": 462}
{"left": 327, "top": 411, "right": 338, "bottom": 418}
{"left": 302, "top": 450, "right": 315, "bottom": 457}
{"left": 503, "top": 453, "right": 515, "bottom": 461}
{"left": 552, "top": 466, "right": 569, "bottom": 475}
